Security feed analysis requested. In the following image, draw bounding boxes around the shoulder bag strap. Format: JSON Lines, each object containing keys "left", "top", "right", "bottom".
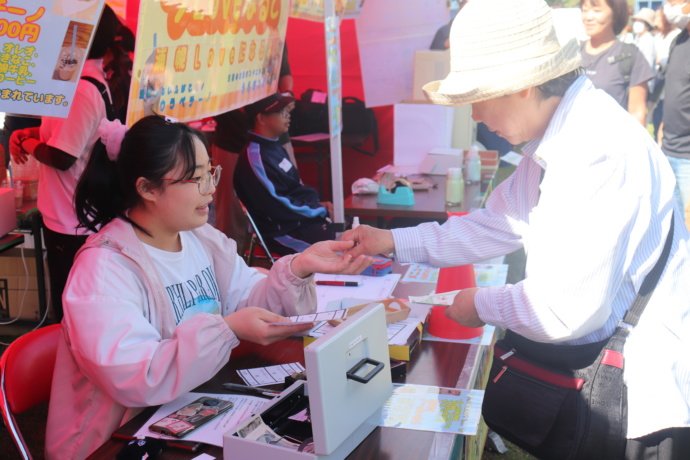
{"left": 80, "top": 76, "right": 116, "bottom": 122}
{"left": 617, "top": 214, "right": 675, "bottom": 335}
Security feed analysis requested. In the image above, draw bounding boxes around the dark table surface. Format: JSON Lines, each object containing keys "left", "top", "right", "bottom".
{"left": 344, "top": 175, "right": 491, "bottom": 221}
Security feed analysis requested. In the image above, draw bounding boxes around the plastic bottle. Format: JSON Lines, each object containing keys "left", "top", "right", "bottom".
{"left": 445, "top": 167, "right": 464, "bottom": 206}
{"left": 464, "top": 145, "right": 482, "bottom": 184}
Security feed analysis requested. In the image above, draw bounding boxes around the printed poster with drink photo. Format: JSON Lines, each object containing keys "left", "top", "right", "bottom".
{"left": 127, "top": 0, "right": 290, "bottom": 126}
{"left": 0, "top": 0, "right": 106, "bottom": 118}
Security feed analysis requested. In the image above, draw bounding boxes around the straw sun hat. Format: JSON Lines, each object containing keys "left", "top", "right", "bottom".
{"left": 423, "top": 0, "right": 582, "bottom": 106}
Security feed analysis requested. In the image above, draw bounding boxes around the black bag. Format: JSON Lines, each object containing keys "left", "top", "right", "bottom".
{"left": 483, "top": 215, "right": 675, "bottom": 460}
{"left": 342, "top": 96, "right": 378, "bottom": 156}
{"left": 288, "top": 89, "right": 329, "bottom": 137}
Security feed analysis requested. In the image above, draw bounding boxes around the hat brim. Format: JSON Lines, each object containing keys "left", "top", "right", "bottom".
{"left": 422, "top": 38, "right": 582, "bottom": 106}
{"left": 263, "top": 95, "right": 295, "bottom": 114}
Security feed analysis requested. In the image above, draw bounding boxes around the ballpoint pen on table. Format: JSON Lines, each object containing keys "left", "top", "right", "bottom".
{"left": 222, "top": 382, "right": 281, "bottom": 398}
{"left": 315, "top": 281, "right": 361, "bottom": 287}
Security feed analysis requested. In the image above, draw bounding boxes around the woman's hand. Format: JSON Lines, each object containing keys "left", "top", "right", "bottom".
{"left": 224, "top": 307, "right": 314, "bottom": 346}
{"left": 9, "top": 129, "right": 32, "bottom": 165}
{"left": 290, "top": 240, "right": 373, "bottom": 278}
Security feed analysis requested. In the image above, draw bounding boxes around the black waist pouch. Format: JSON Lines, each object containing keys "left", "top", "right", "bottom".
{"left": 482, "top": 330, "right": 627, "bottom": 460}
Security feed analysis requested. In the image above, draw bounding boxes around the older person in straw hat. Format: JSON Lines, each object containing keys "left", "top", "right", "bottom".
{"left": 343, "top": 0, "right": 690, "bottom": 458}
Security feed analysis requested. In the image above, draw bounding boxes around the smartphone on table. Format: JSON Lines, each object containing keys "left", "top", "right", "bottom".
{"left": 149, "top": 396, "right": 234, "bottom": 438}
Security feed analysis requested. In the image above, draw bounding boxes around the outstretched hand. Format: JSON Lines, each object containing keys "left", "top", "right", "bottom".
{"left": 9, "top": 129, "right": 31, "bottom": 165}
{"left": 340, "top": 225, "right": 395, "bottom": 259}
{"left": 290, "top": 240, "right": 373, "bottom": 278}
{"left": 224, "top": 307, "right": 314, "bottom": 346}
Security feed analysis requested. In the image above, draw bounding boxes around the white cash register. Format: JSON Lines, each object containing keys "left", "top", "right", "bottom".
{"left": 224, "top": 303, "right": 392, "bottom": 459}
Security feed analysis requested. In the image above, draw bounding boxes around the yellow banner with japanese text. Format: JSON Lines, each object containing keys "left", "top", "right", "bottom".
{"left": 127, "top": 0, "right": 289, "bottom": 126}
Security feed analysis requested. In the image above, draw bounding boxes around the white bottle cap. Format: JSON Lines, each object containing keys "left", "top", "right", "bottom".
{"left": 447, "top": 167, "right": 462, "bottom": 178}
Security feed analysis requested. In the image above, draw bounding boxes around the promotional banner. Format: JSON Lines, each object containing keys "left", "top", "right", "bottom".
{"left": 128, "top": 0, "right": 289, "bottom": 126}
{"left": 290, "top": 0, "right": 364, "bottom": 22}
{"left": 0, "top": 0, "right": 106, "bottom": 118}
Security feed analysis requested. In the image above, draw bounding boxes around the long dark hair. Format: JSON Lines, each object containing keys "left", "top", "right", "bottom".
{"left": 74, "top": 116, "right": 209, "bottom": 234}
{"left": 89, "top": 5, "right": 130, "bottom": 118}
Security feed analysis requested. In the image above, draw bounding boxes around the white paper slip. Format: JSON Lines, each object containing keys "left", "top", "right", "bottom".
{"left": 269, "top": 310, "right": 347, "bottom": 326}
{"left": 134, "top": 392, "right": 267, "bottom": 447}
{"left": 238, "top": 362, "right": 305, "bottom": 387}
{"left": 308, "top": 317, "right": 421, "bottom": 346}
{"left": 501, "top": 150, "right": 524, "bottom": 166}
{"left": 408, "top": 290, "right": 462, "bottom": 306}
{"left": 424, "top": 325, "right": 497, "bottom": 346}
{"left": 314, "top": 273, "right": 401, "bottom": 312}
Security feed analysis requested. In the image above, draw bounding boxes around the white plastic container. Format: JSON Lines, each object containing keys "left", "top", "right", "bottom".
{"left": 445, "top": 167, "right": 464, "bottom": 206}
{"left": 464, "top": 145, "right": 482, "bottom": 184}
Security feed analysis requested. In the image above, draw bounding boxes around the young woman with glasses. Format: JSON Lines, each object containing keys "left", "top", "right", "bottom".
{"left": 45, "top": 115, "right": 372, "bottom": 459}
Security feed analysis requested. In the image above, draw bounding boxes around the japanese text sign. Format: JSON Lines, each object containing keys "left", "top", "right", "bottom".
{"left": 0, "top": 0, "right": 105, "bottom": 118}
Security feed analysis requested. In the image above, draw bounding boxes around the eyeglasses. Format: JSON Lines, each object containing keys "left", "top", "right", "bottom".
{"left": 273, "top": 108, "right": 291, "bottom": 118}
{"left": 161, "top": 165, "right": 222, "bottom": 195}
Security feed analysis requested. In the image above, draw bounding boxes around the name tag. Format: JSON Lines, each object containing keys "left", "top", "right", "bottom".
{"left": 279, "top": 158, "right": 293, "bottom": 173}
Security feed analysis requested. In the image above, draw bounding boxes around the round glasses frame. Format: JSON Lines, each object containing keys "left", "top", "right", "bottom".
{"left": 161, "top": 165, "right": 222, "bottom": 195}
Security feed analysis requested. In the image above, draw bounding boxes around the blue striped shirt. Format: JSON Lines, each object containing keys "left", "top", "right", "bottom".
{"left": 393, "top": 76, "right": 690, "bottom": 438}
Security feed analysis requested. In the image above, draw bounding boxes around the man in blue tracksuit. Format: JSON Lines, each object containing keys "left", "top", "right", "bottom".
{"left": 234, "top": 92, "right": 334, "bottom": 255}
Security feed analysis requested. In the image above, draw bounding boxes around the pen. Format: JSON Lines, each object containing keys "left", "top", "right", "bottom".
{"left": 111, "top": 433, "right": 201, "bottom": 452}
{"left": 222, "top": 382, "right": 281, "bottom": 397}
{"left": 315, "top": 281, "right": 361, "bottom": 287}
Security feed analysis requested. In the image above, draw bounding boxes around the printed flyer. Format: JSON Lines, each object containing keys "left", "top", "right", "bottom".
{"left": 0, "top": 0, "right": 106, "bottom": 117}
{"left": 380, "top": 384, "right": 484, "bottom": 436}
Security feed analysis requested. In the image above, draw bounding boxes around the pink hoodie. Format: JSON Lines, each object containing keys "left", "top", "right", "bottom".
{"left": 45, "top": 218, "right": 315, "bottom": 459}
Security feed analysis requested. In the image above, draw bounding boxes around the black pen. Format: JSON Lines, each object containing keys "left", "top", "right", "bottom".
{"left": 223, "top": 382, "right": 281, "bottom": 397}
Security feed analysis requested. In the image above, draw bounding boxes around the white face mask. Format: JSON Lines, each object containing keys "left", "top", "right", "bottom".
{"left": 632, "top": 21, "right": 646, "bottom": 34}
{"left": 664, "top": 3, "right": 690, "bottom": 29}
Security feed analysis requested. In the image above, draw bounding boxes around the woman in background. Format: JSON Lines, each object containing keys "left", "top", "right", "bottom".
{"left": 9, "top": 5, "right": 127, "bottom": 322}
{"left": 580, "top": 0, "right": 654, "bottom": 126}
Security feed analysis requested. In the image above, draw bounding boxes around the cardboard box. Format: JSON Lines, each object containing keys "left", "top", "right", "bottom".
{"left": 411, "top": 50, "right": 450, "bottom": 102}
{"left": 304, "top": 319, "right": 422, "bottom": 362}
{"left": 0, "top": 187, "right": 15, "bottom": 237}
{"left": 0, "top": 247, "right": 49, "bottom": 320}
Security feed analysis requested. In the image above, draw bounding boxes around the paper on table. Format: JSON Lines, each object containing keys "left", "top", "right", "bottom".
{"left": 314, "top": 273, "right": 401, "bottom": 312}
{"left": 237, "top": 362, "right": 305, "bottom": 387}
{"left": 134, "top": 392, "right": 267, "bottom": 447}
{"left": 408, "top": 290, "right": 462, "bottom": 306}
{"left": 380, "top": 384, "right": 484, "bottom": 436}
{"left": 500, "top": 150, "right": 524, "bottom": 166}
{"left": 309, "top": 317, "right": 422, "bottom": 346}
{"left": 401, "top": 263, "right": 440, "bottom": 283}
{"left": 474, "top": 264, "right": 509, "bottom": 287}
{"left": 424, "top": 325, "right": 497, "bottom": 346}
{"left": 269, "top": 310, "right": 347, "bottom": 326}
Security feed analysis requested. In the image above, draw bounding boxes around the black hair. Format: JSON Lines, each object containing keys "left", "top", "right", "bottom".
{"left": 75, "top": 116, "right": 209, "bottom": 234}
{"left": 535, "top": 68, "right": 585, "bottom": 100}
{"left": 88, "top": 5, "right": 121, "bottom": 59}
{"left": 88, "top": 5, "right": 131, "bottom": 119}
{"left": 580, "top": 0, "right": 630, "bottom": 36}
